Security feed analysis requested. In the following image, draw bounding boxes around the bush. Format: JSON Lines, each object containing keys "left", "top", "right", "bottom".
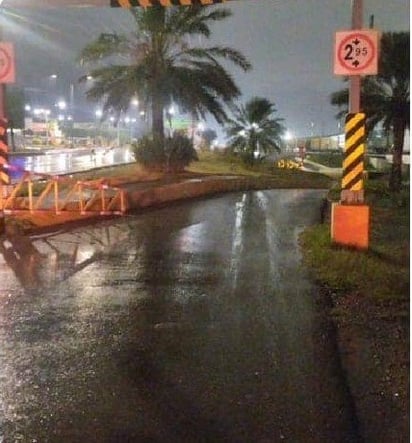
{"left": 239, "top": 151, "right": 255, "bottom": 166}
{"left": 165, "top": 133, "right": 198, "bottom": 172}
{"left": 132, "top": 135, "right": 165, "bottom": 170}
{"left": 132, "top": 133, "right": 198, "bottom": 172}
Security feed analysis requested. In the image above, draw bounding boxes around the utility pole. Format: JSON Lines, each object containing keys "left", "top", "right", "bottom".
{"left": 0, "top": 81, "right": 5, "bottom": 234}
{"left": 340, "top": 0, "right": 364, "bottom": 205}
{"left": 349, "top": 0, "right": 363, "bottom": 115}
{"left": 331, "top": 0, "right": 378, "bottom": 249}
{"left": 0, "top": 12, "right": 10, "bottom": 236}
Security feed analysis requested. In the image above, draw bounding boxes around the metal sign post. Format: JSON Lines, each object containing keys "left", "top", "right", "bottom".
{"left": 0, "top": 36, "right": 14, "bottom": 234}
{"left": 330, "top": 0, "right": 379, "bottom": 249}
{"left": 349, "top": 0, "right": 363, "bottom": 115}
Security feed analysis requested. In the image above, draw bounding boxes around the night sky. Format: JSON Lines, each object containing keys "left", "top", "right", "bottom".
{"left": 1, "top": 0, "right": 409, "bottom": 138}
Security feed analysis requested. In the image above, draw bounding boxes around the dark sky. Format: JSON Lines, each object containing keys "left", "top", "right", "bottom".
{"left": 2, "top": 0, "right": 409, "bottom": 138}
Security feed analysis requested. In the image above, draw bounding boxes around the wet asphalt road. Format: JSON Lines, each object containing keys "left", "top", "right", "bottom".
{"left": 9, "top": 146, "right": 134, "bottom": 181}
{"left": 0, "top": 190, "right": 360, "bottom": 442}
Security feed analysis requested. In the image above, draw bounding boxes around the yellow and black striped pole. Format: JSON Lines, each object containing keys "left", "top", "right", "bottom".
{"left": 111, "top": 0, "right": 228, "bottom": 6}
{"left": 0, "top": 117, "right": 9, "bottom": 234}
{"left": 0, "top": 117, "right": 9, "bottom": 186}
{"left": 331, "top": 0, "right": 370, "bottom": 249}
{"left": 341, "top": 112, "right": 365, "bottom": 203}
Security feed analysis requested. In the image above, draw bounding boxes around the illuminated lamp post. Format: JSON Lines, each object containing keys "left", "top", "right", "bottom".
{"left": 283, "top": 131, "right": 296, "bottom": 153}
{"left": 166, "top": 105, "right": 175, "bottom": 136}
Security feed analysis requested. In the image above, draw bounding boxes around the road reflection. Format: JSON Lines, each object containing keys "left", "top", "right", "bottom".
{"left": 0, "top": 190, "right": 360, "bottom": 442}
{"left": 0, "top": 224, "right": 131, "bottom": 289}
{"left": 8, "top": 146, "right": 134, "bottom": 180}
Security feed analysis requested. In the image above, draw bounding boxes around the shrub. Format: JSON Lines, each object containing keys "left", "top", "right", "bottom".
{"left": 132, "top": 135, "right": 165, "bottom": 170}
{"left": 132, "top": 133, "right": 198, "bottom": 172}
{"left": 165, "top": 133, "right": 198, "bottom": 172}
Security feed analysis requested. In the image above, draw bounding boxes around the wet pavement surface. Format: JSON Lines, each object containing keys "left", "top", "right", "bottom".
{"left": 0, "top": 190, "right": 360, "bottom": 442}
{"left": 9, "top": 146, "right": 134, "bottom": 180}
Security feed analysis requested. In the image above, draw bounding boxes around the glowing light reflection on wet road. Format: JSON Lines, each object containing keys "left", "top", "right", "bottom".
{"left": 0, "top": 190, "right": 360, "bottom": 442}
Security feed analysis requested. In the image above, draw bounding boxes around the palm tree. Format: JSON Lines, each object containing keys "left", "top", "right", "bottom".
{"left": 226, "top": 97, "right": 285, "bottom": 164}
{"left": 331, "top": 31, "right": 409, "bottom": 191}
{"left": 78, "top": 6, "right": 251, "bottom": 140}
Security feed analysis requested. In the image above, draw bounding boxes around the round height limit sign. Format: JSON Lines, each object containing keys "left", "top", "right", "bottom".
{"left": 334, "top": 30, "right": 379, "bottom": 76}
{"left": 0, "top": 43, "right": 15, "bottom": 84}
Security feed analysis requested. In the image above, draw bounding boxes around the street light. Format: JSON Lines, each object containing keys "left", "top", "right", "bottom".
{"left": 57, "top": 100, "right": 66, "bottom": 111}
{"left": 167, "top": 105, "right": 176, "bottom": 136}
{"left": 109, "top": 116, "right": 121, "bottom": 147}
{"left": 283, "top": 131, "right": 296, "bottom": 153}
{"left": 123, "top": 116, "right": 137, "bottom": 143}
{"left": 309, "top": 121, "right": 315, "bottom": 137}
{"left": 48, "top": 73, "right": 93, "bottom": 126}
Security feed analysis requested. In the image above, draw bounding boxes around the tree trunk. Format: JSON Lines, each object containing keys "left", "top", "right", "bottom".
{"left": 10, "top": 126, "right": 15, "bottom": 152}
{"left": 389, "top": 118, "right": 406, "bottom": 192}
{"left": 151, "top": 97, "right": 164, "bottom": 140}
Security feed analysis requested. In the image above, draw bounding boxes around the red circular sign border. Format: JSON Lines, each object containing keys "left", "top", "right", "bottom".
{"left": 0, "top": 47, "right": 12, "bottom": 81}
{"left": 337, "top": 32, "right": 376, "bottom": 72}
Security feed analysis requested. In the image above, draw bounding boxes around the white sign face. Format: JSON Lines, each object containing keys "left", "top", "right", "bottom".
{"left": 0, "top": 43, "right": 15, "bottom": 84}
{"left": 334, "top": 30, "right": 379, "bottom": 76}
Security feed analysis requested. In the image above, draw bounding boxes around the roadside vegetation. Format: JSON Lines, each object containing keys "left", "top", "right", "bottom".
{"left": 60, "top": 150, "right": 332, "bottom": 189}
{"left": 132, "top": 133, "right": 198, "bottom": 173}
{"left": 300, "top": 176, "right": 409, "bottom": 301}
{"left": 300, "top": 174, "right": 409, "bottom": 442}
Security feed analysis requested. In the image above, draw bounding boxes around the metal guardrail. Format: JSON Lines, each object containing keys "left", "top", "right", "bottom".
{"left": 0, "top": 166, "right": 126, "bottom": 216}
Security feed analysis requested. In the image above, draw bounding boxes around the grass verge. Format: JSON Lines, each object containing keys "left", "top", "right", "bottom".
{"left": 300, "top": 176, "right": 409, "bottom": 443}
{"left": 300, "top": 179, "right": 409, "bottom": 301}
{"left": 61, "top": 151, "right": 333, "bottom": 189}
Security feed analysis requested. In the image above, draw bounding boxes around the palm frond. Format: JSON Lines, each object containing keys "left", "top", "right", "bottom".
{"left": 78, "top": 33, "right": 130, "bottom": 65}
{"left": 78, "top": 4, "right": 250, "bottom": 138}
{"left": 226, "top": 97, "right": 285, "bottom": 156}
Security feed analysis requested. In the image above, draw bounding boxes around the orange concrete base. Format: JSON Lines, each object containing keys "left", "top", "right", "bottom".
{"left": 331, "top": 203, "right": 370, "bottom": 249}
